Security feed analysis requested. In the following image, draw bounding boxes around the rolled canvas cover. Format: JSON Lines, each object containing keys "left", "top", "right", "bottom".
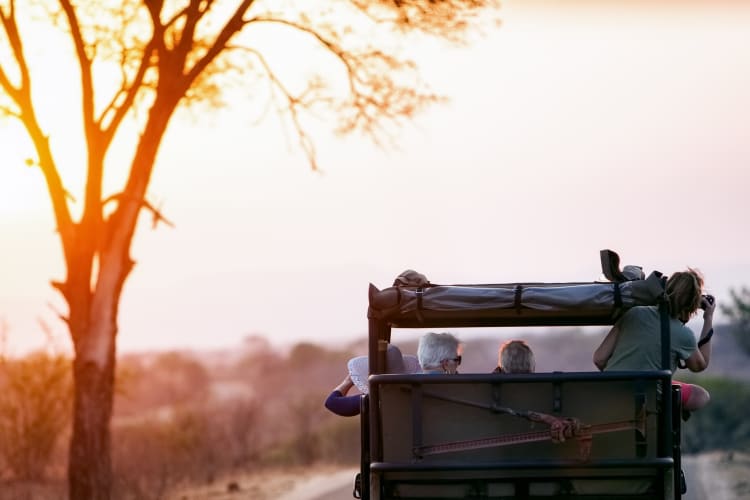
{"left": 368, "top": 271, "right": 665, "bottom": 326}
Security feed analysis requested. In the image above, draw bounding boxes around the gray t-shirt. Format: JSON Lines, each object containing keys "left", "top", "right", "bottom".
{"left": 604, "top": 306, "right": 697, "bottom": 372}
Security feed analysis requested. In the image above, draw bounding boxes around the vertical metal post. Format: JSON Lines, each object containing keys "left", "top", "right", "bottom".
{"left": 658, "top": 300, "right": 673, "bottom": 467}
{"left": 671, "top": 385, "right": 683, "bottom": 499}
{"left": 367, "top": 316, "right": 390, "bottom": 499}
{"left": 359, "top": 395, "right": 370, "bottom": 500}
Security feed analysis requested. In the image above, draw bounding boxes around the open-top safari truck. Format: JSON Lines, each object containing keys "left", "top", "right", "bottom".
{"left": 357, "top": 251, "right": 685, "bottom": 499}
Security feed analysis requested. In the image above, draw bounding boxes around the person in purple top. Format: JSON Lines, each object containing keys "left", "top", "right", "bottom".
{"left": 324, "top": 374, "right": 362, "bottom": 417}
{"left": 324, "top": 344, "right": 420, "bottom": 417}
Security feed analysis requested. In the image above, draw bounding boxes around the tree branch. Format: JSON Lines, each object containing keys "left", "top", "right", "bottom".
{"left": 242, "top": 15, "right": 439, "bottom": 145}
{"left": 246, "top": 16, "right": 359, "bottom": 96}
{"left": 347, "top": 0, "right": 500, "bottom": 43}
{"left": 238, "top": 46, "right": 318, "bottom": 169}
{"left": 58, "top": 0, "right": 96, "bottom": 139}
{"left": 98, "top": 38, "right": 157, "bottom": 143}
{"left": 58, "top": 0, "right": 103, "bottom": 227}
{"left": 102, "top": 193, "right": 174, "bottom": 229}
{"left": 183, "top": 0, "right": 255, "bottom": 85}
{"left": 0, "top": 1, "right": 75, "bottom": 252}
{"left": 173, "top": 0, "right": 210, "bottom": 58}
{"left": 0, "top": 102, "right": 21, "bottom": 119}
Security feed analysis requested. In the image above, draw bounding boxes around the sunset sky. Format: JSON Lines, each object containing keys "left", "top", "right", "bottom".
{"left": 1, "top": 1, "right": 748, "bottom": 355}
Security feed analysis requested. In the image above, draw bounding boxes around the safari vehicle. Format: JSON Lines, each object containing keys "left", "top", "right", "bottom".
{"left": 357, "top": 251, "right": 685, "bottom": 500}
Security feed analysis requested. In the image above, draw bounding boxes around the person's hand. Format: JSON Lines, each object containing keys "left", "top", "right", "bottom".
{"left": 334, "top": 374, "right": 355, "bottom": 395}
{"left": 700, "top": 294, "right": 716, "bottom": 319}
{"left": 549, "top": 418, "right": 581, "bottom": 444}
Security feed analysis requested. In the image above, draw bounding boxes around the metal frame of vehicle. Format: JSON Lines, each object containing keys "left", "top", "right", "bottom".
{"left": 360, "top": 274, "right": 682, "bottom": 500}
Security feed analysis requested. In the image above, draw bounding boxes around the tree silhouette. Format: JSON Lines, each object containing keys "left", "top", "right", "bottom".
{"left": 0, "top": 0, "right": 498, "bottom": 498}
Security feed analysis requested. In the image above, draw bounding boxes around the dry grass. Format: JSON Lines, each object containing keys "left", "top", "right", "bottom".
{"left": 0, "top": 479, "right": 66, "bottom": 500}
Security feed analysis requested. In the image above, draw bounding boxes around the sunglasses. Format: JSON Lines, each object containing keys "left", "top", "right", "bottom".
{"left": 448, "top": 355, "right": 462, "bottom": 365}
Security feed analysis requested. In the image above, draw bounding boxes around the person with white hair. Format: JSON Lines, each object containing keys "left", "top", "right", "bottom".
{"left": 324, "top": 343, "right": 419, "bottom": 417}
{"left": 417, "top": 331, "right": 462, "bottom": 374}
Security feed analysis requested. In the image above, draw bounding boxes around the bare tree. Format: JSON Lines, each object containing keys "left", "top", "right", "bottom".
{"left": 0, "top": 0, "right": 499, "bottom": 498}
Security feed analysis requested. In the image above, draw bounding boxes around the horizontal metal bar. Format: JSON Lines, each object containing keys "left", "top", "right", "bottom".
{"left": 370, "top": 370, "right": 672, "bottom": 385}
{"left": 371, "top": 458, "right": 674, "bottom": 472}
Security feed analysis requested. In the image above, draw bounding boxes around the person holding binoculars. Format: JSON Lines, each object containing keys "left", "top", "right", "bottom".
{"left": 593, "top": 268, "right": 716, "bottom": 413}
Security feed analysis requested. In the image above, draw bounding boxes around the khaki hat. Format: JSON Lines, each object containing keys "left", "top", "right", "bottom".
{"left": 393, "top": 270, "right": 430, "bottom": 287}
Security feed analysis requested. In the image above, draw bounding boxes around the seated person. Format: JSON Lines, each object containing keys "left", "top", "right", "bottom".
{"left": 324, "top": 344, "right": 419, "bottom": 416}
{"left": 417, "top": 331, "right": 462, "bottom": 374}
{"left": 493, "top": 339, "right": 535, "bottom": 374}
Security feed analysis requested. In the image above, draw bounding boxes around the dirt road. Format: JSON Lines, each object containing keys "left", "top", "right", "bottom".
{"left": 277, "top": 468, "right": 358, "bottom": 500}
{"left": 290, "top": 452, "right": 750, "bottom": 500}
{"left": 168, "top": 452, "right": 749, "bottom": 499}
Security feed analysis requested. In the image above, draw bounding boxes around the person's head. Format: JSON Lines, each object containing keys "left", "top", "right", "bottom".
{"left": 497, "top": 340, "right": 535, "bottom": 374}
{"left": 417, "top": 332, "right": 461, "bottom": 374}
{"left": 348, "top": 344, "right": 420, "bottom": 394}
{"left": 666, "top": 268, "right": 704, "bottom": 322}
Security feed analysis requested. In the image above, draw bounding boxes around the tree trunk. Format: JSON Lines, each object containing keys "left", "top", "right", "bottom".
{"left": 68, "top": 336, "right": 116, "bottom": 500}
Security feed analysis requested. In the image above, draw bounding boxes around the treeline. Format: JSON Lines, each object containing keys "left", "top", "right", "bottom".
{"left": 1, "top": 336, "right": 748, "bottom": 498}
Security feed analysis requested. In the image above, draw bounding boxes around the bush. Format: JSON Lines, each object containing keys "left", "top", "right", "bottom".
{"left": 111, "top": 399, "right": 264, "bottom": 499}
{"left": 680, "top": 376, "right": 750, "bottom": 453}
{"left": 721, "top": 286, "right": 750, "bottom": 357}
{"left": 315, "top": 414, "right": 361, "bottom": 464}
{"left": 0, "top": 352, "right": 72, "bottom": 480}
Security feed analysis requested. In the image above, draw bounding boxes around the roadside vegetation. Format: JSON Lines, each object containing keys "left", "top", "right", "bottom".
{"left": 0, "top": 337, "right": 360, "bottom": 499}
{"left": 1, "top": 328, "right": 749, "bottom": 499}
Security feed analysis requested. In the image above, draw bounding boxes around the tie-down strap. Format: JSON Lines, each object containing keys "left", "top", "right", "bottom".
{"left": 413, "top": 392, "right": 647, "bottom": 462}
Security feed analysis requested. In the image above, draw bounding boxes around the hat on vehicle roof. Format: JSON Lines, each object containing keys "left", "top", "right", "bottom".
{"left": 348, "top": 344, "right": 420, "bottom": 394}
{"left": 393, "top": 269, "right": 430, "bottom": 287}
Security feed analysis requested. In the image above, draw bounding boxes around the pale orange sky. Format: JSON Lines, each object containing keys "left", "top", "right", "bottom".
{"left": 1, "top": 1, "right": 749, "bottom": 355}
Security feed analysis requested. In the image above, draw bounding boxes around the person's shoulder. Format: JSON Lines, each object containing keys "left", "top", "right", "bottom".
{"left": 624, "top": 305, "right": 658, "bottom": 319}
{"left": 670, "top": 319, "right": 694, "bottom": 335}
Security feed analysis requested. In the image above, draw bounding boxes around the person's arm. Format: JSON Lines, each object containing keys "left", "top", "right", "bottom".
{"left": 324, "top": 391, "right": 362, "bottom": 417}
{"left": 324, "top": 375, "right": 362, "bottom": 417}
{"left": 685, "top": 298, "right": 715, "bottom": 372}
{"left": 593, "top": 323, "right": 621, "bottom": 371}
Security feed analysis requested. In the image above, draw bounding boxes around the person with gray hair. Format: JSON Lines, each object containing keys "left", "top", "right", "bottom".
{"left": 417, "top": 331, "right": 462, "bottom": 374}
{"left": 493, "top": 339, "right": 535, "bottom": 374}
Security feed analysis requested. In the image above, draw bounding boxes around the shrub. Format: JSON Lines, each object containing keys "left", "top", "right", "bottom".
{"left": 0, "top": 352, "right": 72, "bottom": 480}
{"left": 111, "top": 399, "right": 264, "bottom": 499}
{"left": 680, "top": 376, "right": 750, "bottom": 453}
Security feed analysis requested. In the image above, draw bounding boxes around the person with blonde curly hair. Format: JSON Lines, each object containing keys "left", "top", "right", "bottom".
{"left": 593, "top": 268, "right": 715, "bottom": 412}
